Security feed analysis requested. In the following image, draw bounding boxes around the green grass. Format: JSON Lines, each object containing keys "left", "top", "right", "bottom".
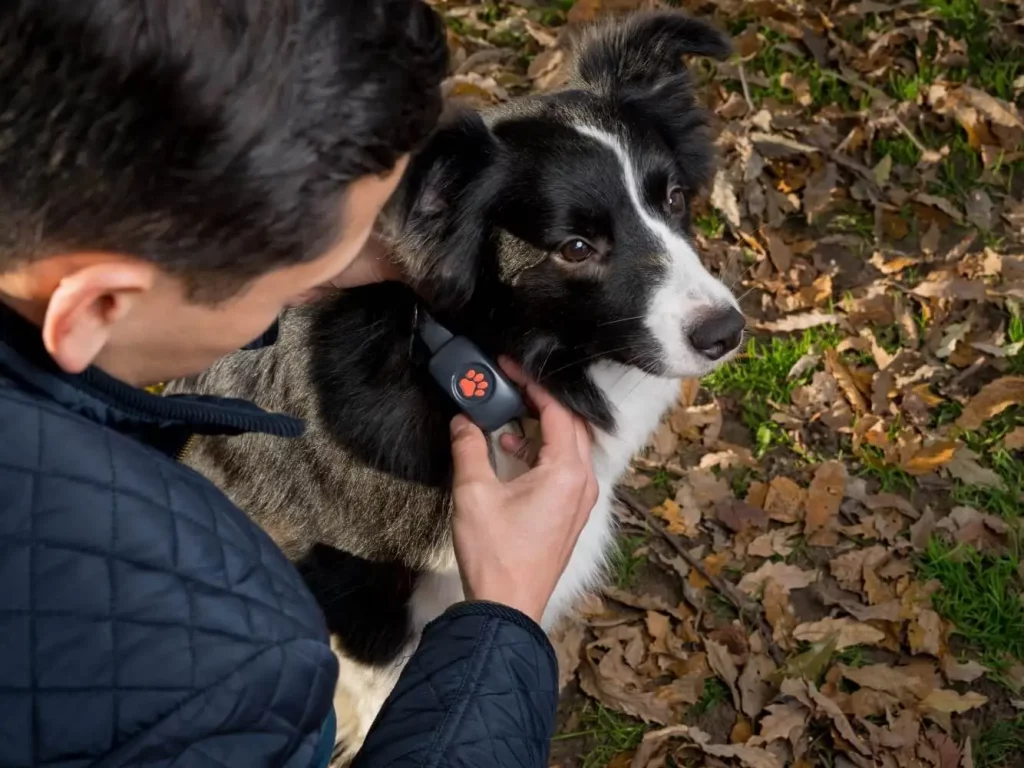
{"left": 738, "top": 27, "right": 862, "bottom": 112}
{"left": 608, "top": 535, "right": 647, "bottom": 589}
{"left": 690, "top": 677, "right": 731, "bottom": 716}
{"left": 554, "top": 704, "right": 647, "bottom": 768}
{"left": 873, "top": 135, "right": 922, "bottom": 168}
{"left": 920, "top": 0, "right": 1021, "bottom": 101}
{"left": 974, "top": 714, "right": 1024, "bottom": 768}
{"left": 917, "top": 538, "right": 1024, "bottom": 665}
{"left": 695, "top": 209, "right": 726, "bottom": 239}
{"left": 949, "top": 407, "right": 1024, "bottom": 519}
{"left": 835, "top": 646, "right": 870, "bottom": 668}
{"left": 704, "top": 326, "right": 843, "bottom": 454}
{"left": 857, "top": 444, "right": 916, "bottom": 493}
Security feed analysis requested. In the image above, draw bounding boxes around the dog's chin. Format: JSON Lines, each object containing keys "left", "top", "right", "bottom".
{"left": 659, "top": 345, "right": 742, "bottom": 380}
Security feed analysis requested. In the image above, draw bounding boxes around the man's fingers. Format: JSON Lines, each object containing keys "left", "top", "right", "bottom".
{"left": 498, "top": 357, "right": 579, "bottom": 462}
{"left": 450, "top": 415, "right": 498, "bottom": 487}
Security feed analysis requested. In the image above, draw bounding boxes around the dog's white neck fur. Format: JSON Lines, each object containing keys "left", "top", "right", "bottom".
{"left": 330, "top": 124, "right": 733, "bottom": 762}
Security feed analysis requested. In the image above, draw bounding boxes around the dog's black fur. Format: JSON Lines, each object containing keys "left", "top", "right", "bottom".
{"left": 167, "top": 10, "right": 736, "bottom": 747}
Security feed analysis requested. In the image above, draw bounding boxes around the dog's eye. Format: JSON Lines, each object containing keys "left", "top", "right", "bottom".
{"left": 558, "top": 238, "right": 597, "bottom": 263}
{"left": 667, "top": 186, "right": 686, "bottom": 215}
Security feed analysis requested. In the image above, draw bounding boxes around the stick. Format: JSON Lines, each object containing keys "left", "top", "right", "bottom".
{"left": 614, "top": 487, "right": 786, "bottom": 666}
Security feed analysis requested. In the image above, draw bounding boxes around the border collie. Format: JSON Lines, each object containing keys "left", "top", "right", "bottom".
{"left": 168, "top": 10, "right": 741, "bottom": 762}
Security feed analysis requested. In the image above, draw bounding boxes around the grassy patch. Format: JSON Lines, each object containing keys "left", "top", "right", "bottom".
{"left": 921, "top": 0, "right": 1020, "bottom": 101}
{"left": 554, "top": 704, "right": 647, "bottom": 768}
{"left": 835, "top": 646, "right": 871, "bottom": 668}
{"left": 857, "top": 444, "right": 916, "bottom": 494}
{"left": 704, "top": 326, "right": 843, "bottom": 453}
{"left": 917, "top": 538, "right": 1024, "bottom": 664}
{"left": 695, "top": 209, "right": 726, "bottom": 239}
{"left": 691, "top": 677, "right": 731, "bottom": 716}
{"left": 873, "top": 135, "right": 922, "bottom": 168}
{"left": 974, "top": 714, "right": 1024, "bottom": 768}
{"left": 744, "top": 28, "right": 860, "bottom": 111}
{"left": 608, "top": 534, "right": 648, "bottom": 589}
{"left": 953, "top": 408, "right": 1024, "bottom": 519}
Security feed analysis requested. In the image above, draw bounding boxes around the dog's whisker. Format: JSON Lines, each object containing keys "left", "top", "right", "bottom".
{"left": 596, "top": 315, "right": 646, "bottom": 327}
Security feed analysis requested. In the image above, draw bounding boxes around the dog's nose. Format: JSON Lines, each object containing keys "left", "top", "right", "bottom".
{"left": 688, "top": 307, "right": 745, "bottom": 361}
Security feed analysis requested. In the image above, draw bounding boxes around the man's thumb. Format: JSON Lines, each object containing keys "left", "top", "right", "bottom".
{"left": 450, "top": 415, "right": 497, "bottom": 486}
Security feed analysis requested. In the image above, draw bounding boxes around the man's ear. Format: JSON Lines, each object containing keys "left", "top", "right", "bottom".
{"left": 568, "top": 11, "right": 732, "bottom": 94}
{"left": 42, "top": 260, "right": 155, "bottom": 373}
{"left": 381, "top": 108, "right": 500, "bottom": 311}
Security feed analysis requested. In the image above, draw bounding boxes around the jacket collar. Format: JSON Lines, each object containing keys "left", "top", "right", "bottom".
{"left": 0, "top": 301, "right": 303, "bottom": 440}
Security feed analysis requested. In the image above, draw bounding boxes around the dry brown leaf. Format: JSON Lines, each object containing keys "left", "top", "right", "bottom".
{"left": 792, "top": 617, "right": 885, "bottom": 650}
{"left": 549, "top": 617, "right": 586, "bottom": 692}
{"left": 706, "top": 638, "right": 741, "bottom": 711}
{"left": 805, "top": 461, "right": 846, "bottom": 535}
{"left": 751, "top": 701, "right": 809, "bottom": 746}
{"left": 825, "top": 349, "right": 869, "bottom": 413}
{"left": 631, "top": 724, "right": 784, "bottom": 768}
{"left": 739, "top": 561, "right": 818, "bottom": 596}
{"left": 919, "top": 689, "right": 989, "bottom": 715}
{"left": 738, "top": 653, "right": 777, "bottom": 718}
{"left": 840, "top": 663, "right": 934, "bottom": 701}
{"left": 956, "top": 376, "right": 1024, "bottom": 431}
{"left": 717, "top": 498, "right": 769, "bottom": 533}
{"left": 579, "top": 640, "right": 674, "bottom": 725}
{"left": 651, "top": 498, "right": 701, "bottom": 539}
{"left": 1003, "top": 426, "right": 1024, "bottom": 450}
{"left": 941, "top": 657, "right": 987, "bottom": 684}
{"left": 901, "top": 441, "right": 958, "bottom": 476}
{"left": 748, "top": 525, "right": 799, "bottom": 558}
{"left": 908, "top": 609, "right": 945, "bottom": 657}
{"left": 763, "top": 476, "right": 807, "bottom": 523}
{"left": 781, "top": 677, "right": 871, "bottom": 756}
{"left": 945, "top": 448, "right": 1004, "bottom": 488}
{"left": 831, "top": 548, "right": 869, "bottom": 591}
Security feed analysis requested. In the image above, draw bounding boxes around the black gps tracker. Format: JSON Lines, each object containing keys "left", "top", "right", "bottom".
{"left": 416, "top": 309, "right": 526, "bottom": 433}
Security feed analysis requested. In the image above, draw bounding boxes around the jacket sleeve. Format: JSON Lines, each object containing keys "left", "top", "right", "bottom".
{"left": 352, "top": 602, "right": 559, "bottom": 768}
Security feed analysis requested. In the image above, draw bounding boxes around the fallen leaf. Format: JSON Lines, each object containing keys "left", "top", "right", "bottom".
{"left": 956, "top": 376, "right": 1024, "bottom": 431}
{"left": 840, "top": 663, "right": 934, "bottom": 701}
{"left": 739, "top": 561, "right": 818, "bottom": 596}
{"left": 941, "top": 657, "right": 987, "bottom": 684}
{"left": 908, "top": 609, "right": 945, "bottom": 657}
{"left": 919, "top": 689, "right": 988, "bottom": 714}
{"left": 825, "top": 349, "right": 868, "bottom": 412}
{"left": 631, "top": 724, "right": 783, "bottom": 768}
{"left": 706, "top": 638, "right": 741, "bottom": 711}
{"left": 792, "top": 617, "right": 885, "bottom": 649}
{"left": 901, "top": 441, "right": 957, "bottom": 476}
{"left": 944, "top": 448, "right": 1004, "bottom": 489}
{"left": 652, "top": 498, "right": 701, "bottom": 539}
{"left": 774, "top": 635, "right": 838, "bottom": 683}
{"left": 751, "top": 701, "right": 809, "bottom": 746}
{"left": 763, "top": 476, "right": 807, "bottom": 523}
{"left": 1004, "top": 427, "right": 1024, "bottom": 450}
{"left": 781, "top": 677, "right": 871, "bottom": 755}
{"left": 549, "top": 617, "right": 586, "bottom": 691}
{"left": 748, "top": 525, "right": 799, "bottom": 558}
{"left": 738, "top": 653, "right": 777, "bottom": 717}
{"left": 580, "top": 640, "right": 674, "bottom": 725}
{"left": 717, "top": 498, "right": 769, "bottom": 533}
{"left": 805, "top": 461, "right": 846, "bottom": 535}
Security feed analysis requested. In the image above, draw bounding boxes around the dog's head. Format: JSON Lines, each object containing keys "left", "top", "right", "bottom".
{"left": 383, "top": 11, "right": 742, "bottom": 430}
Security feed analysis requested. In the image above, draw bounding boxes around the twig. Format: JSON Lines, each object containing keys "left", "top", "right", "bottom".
{"left": 737, "top": 62, "right": 754, "bottom": 112}
{"left": 614, "top": 487, "right": 786, "bottom": 666}
{"left": 892, "top": 114, "right": 930, "bottom": 156}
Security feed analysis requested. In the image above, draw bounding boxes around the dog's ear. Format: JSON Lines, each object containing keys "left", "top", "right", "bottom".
{"left": 381, "top": 108, "right": 500, "bottom": 311}
{"left": 569, "top": 11, "right": 731, "bottom": 94}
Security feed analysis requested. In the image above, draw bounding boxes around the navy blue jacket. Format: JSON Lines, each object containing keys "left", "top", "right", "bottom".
{"left": 0, "top": 302, "right": 558, "bottom": 767}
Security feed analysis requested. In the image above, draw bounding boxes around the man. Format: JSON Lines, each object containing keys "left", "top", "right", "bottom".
{"left": 0, "top": 2, "right": 597, "bottom": 766}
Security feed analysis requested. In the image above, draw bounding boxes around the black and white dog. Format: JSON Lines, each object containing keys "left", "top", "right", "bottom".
{"left": 168, "top": 10, "right": 742, "bottom": 760}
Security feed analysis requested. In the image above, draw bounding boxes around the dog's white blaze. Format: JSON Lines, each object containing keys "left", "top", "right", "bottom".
{"left": 574, "top": 124, "right": 740, "bottom": 378}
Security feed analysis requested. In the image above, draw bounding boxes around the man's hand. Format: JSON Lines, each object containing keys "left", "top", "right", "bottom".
{"left": 449, "top": 359, "right": 599, "bottom": 625}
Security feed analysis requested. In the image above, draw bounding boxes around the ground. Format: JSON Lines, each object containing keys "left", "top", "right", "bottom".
{"left": 428, "top": 0, "right": 1024, "bottom": 765}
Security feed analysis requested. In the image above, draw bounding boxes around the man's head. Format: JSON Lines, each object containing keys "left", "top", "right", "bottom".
{"left": 0, "top": 0, "right": 447, "bottom": 384}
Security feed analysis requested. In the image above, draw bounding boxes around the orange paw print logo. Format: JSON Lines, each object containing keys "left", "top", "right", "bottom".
{"left": 458, "top": 369, "right": 489, "bottom": 399}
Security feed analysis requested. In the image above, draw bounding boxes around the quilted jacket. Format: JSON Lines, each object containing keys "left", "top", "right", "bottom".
{"left": 0, "top": 301, "right": 559, "bottom": 768}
